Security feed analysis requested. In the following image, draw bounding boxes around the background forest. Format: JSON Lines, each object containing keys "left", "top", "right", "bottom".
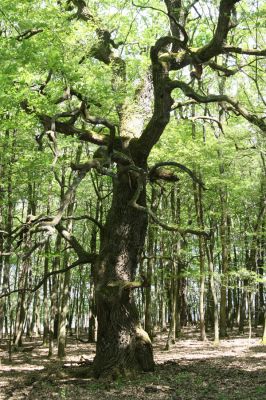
{"left": 0, "top": 0, "right": 266, "bottom": 399}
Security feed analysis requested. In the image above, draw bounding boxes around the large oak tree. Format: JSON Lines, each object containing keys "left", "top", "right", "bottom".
{"left": 0, "top": 0, "right": 265, "bottom": 378}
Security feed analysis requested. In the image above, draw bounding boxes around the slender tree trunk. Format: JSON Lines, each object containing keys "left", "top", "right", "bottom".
{"left": 88, "top": 200, "right": 100, "bottom": 342}
{"left": 165, "top": 260, "right": 177, "bottom": 350}
{"left": 14, "top": 264, "right": 28, "bottom": 347}
{"left": 159, "top": 258, "right": 166, "bottom": 331}
{"left": 194, "top": 178, "right": 206, "bottom": 341}
{"left": 58, "top": 252, "right": 71, "bottom": 358}
{"left": 262, "top": 310, "right": 266, "bottom": 344}
{"left": 43, "top": 242, "right": 50, "bottom": 344}
{"left": 88, "top": 281, "right": 96, "bottom": 342}
{"left": 258, "top": 258, "right": 264, "bottom": 325}
{"left": 144, "top": 240, "right": 153, "bottom": 339}
{"left": 180, "top": 275, "right": 188, "bottom": 327}
{"left": 30, "top": 290, "right": 41, "bottom": 337}
{"left": 175, "top": 259, "right": 182, "bottom": 338}
{"left": 248, "top": 292, "right": 252, "bottom": 341}
{"left": 199, "top": 237, "right": 206, "bottom": 340}
{"left": 206, "top": 278, "right": 214, "bottom": 331}
{"left": 239, "top": 283, "right": 246, "bottom": 334}
{"left": 191, "top": 100, "right": 207, "bottom": 340}
{"left": 48, "top": 235, "right": 61, "bottom": 357}
{"left": 14, "top": 223, "right": 33, "bottom": 347}
{"left": 219, "top": 188, "right": 229, "bottom": 338}
{"left": 216, "top": 74, "right": 229, "bottom": 338}
{"left": 206, "top": 242, "right": 219, "bottom": 344}
{"left": 0, "top": 133, "right": 13, "bottom": 339}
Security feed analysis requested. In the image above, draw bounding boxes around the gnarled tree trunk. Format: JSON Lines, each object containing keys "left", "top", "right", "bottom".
{"left": 93, "top": 169, "right": 154, "bottom": 378}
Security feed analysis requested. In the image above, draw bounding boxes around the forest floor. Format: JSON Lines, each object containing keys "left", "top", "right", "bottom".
{"left": 0, "top": 327, "right": 266, "bottom": 400}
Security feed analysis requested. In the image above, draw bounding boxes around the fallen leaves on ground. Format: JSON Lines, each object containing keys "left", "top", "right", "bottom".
{"left": 0, "top": 328, "right": 265, "bottom": 400}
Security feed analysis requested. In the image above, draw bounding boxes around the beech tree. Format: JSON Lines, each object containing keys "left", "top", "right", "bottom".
{"left": 0, "top": 0, "right": 265, "bottom": 378}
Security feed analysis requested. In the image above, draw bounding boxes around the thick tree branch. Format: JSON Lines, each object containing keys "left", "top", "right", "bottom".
{"left": 162, "top": 0, "right": 241, "bottom": 70}
{"left": 71, "top": 160, "right": 117, "bottom": 179}
{"left": 149, "top": 162, "right": 206, "bottom": 189}
{"left": 128, "top": 168, "right": 209, "bottom": 237}
{"left": 207, "top": 61, "right": 238, "bottom": 76}
{"left": 169, "top": 81, "right": 266, "bottom": 132}
{"left": 79, "top": 105, "right": 117, "bottom": 154}
{"left": 171, "top": 99, "right": 197, "bottom": 110}
{"left": 55, "top": 224, "right": 92, "bottom": 259}
{"left": 222, "top": 46, "right": 266, "bottom": 56}
{"left": 132, "top": 1, "right": 188, "bottom": 45}
{"left": 187, "top": 115, "right": 224, "bottom": 134}
{"left": 131, "top": 199, "right": 209, "bottom": 238}
{"left": 69, "top": 0, "right": 96, "bottom": 22}
{"left": 149, "top": 169, "right": 179, "bottom": 183}
{"left": 49, "top": 170, "right": 88, "bottom": 226}
{"left": 22, "top": 239, "right": 48, "bottom": 261}
{"left": 148, "top": 208, "right": 209, "bottom": 237}
{"left": 40, "top": 114, "right": 125, "bottom": 151}
{"left": 195, "top": 0, "right": 240, "bottom": 62}
{"left": 40, "top": 115, "right": 109, "bottom": 146}
{"left": 136, "top": 0, "right": 240, "bottom": 159}
{"left": 69, "top": 1, "right": 123, "bottom": 64}
{"left": 16, "top": 28, "right": 43, "bottom": 41}
{"left": 133, "top": 36, "right": 178, "bottom": 160}
{"left": 39, "top": 70, "right": 53, "bottom": 94}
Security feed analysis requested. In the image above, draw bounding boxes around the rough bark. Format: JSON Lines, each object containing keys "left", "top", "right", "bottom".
{"left": 144, "top": 187, "right": 157, "bottom": 339}
{"left": 206, "top": 239, "right": 219, "bottom": 344}
{"left": 43, "top": 242, "right": 50, "bottom": 344}
{"left": 93, "top": 169, "right": 154, "bottom": 377}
